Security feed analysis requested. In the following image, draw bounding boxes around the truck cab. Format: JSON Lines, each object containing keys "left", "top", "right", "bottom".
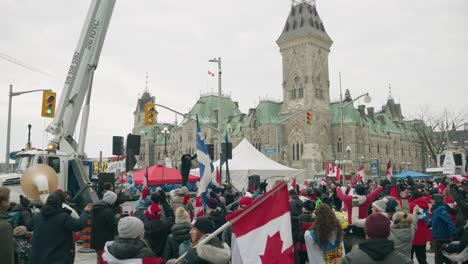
{"left": 0, "top": 149, "right": 71, "bottom": 203}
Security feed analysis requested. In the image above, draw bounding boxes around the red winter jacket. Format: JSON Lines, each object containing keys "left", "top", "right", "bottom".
{"left": 390, "top": 186, "right": 403, "bottom": 208}
{"left": 336, "top": 186, "right": 383, "bottom": 224}
{"left": 410, "top": 197, "right": 431, "bottom": 245}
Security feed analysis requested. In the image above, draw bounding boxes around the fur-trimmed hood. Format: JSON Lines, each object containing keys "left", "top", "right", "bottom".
{"left": 183, "top": 235, "right": 231, "bottom": 264}
{"left": 197, "top": 240, "right": 231, "bottom": 264}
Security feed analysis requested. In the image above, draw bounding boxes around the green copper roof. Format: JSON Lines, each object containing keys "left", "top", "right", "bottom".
{"left": 255, "top": 101, "right": 282, "bottom": 124}
{"left": 331, "top": 102, "right": 360, "bottom": 124}
{"left": 187, "top": 95, "right": 242, "bottom": 124}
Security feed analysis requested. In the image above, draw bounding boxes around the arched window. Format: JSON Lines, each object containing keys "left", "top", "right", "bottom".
{"left": 301, "top": 143, "right": 304, "bottom": 155}
{"left": 386, "top": 145, "right": 389, "bottom": 155}
{"left": 337, "top": 138, "right": 342, "bottom": 153}
{"left": 377, "top": 144, "right": 380, "bottom": 154}
{"left": 401, "top": 147, "right": 404, "bottom": 156}
{"left": 296, "top": 142, "right": 300, "bottom": 161}
{"left": 292, "top": 144, "right": 296, "bottom": 161}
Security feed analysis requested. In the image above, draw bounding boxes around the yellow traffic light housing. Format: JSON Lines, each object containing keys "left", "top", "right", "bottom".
{"left": 144, "top": 103, "right": 157, "bottom": 126}
{"left": 306, "top": 111, "right": 312, "bottom": 126}
{"left": 41, "top": 91, "right": 56, "bottom": 118}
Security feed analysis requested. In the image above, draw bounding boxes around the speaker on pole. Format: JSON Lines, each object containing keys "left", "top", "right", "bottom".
{"left": 126, "top": 134, "right": 141, "bottom": 155}
{"left": 221, "top": 143, "right": 232, "bottom": 160}
{"left": 112, "top": 136, "right": 124, "bottom": 156}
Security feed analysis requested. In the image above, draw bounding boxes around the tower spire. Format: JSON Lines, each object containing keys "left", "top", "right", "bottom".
{"left": 387, "top": 83, "right": 394, "bottom": 100}
{"left": 145, "top": 72, "right": 149, "bottom": 92}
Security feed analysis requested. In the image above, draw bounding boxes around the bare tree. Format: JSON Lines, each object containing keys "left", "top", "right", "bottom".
{"left": 410, "top": 107, "right": 468, "bottom": 163}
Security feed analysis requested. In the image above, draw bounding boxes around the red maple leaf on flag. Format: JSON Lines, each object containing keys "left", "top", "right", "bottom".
{"left": 259, "top": 231, "right": 294, "bottom": 264}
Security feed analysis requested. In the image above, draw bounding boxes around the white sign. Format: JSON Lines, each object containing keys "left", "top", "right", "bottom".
{"left": 443, "top": 151, "right": 456, "bottom": 175}
{"left": 165, "top": 157, "right": 172, "bottom": 168}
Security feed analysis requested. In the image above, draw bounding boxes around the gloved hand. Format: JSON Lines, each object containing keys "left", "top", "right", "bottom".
{"left": 259, "top": 179, "right": 268, "bottom": 191}
{"left": 380, "top": 179, "right": 390, "bottom": 189}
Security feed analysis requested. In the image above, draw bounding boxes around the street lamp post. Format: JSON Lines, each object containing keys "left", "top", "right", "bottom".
{"left": 162, "top": 127, "right": 170, "bottom": 157}
{"left": 338, "top": 73, "right": 371, "bottom": 184}
{"left": 5, "top": 85, "right": 51, "bottom": 169}
{"left": 209, "top": 57, "right": 222, "bottom": 160}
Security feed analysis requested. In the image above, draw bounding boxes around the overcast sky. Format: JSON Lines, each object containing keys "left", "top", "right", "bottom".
{"left": 1, "top": 0, "right": 467, "bottom": 161}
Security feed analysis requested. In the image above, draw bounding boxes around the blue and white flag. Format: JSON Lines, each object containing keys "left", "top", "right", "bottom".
{"left": 196, "top": 116, "right": 214, "bottom": 199}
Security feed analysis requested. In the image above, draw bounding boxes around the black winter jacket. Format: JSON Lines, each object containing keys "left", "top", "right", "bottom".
{"left": 27, "top": 205, "right": 89, "bottom": 264}
{"left": 163, "top": 222, "right": 191, "bottom": 260}
{"left": 144, "top": 218, "right": 171, "bottom": 257}
{"left": 106, "top": 237, "right": 155, "bottom": 260}
{"left": 91, "top": 200, "right": 117, "bottom": 250}
{"left": 11, "top": 203, "right": 32, "bottom": 227}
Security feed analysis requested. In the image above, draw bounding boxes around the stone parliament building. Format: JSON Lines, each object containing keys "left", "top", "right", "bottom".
{"left": 132, "top": 2, "right": 425, "bottom": 177}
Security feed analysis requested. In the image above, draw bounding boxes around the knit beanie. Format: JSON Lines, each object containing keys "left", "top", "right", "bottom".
{"left": 372, "top": 198, "right": 388, "bottom": 212}
{"left": 193, "top": 216, "right": 215, "bottom": 234}
{"left": 175, "top": 207, "right": 190, "bottom": 224}
{"left": 13, "top": 226, "right": 27, "bottom": 237}
{"left": 103, "top": 191, "right": 117, "bottom": 205}
{"left": 145, "top": 203, "right": 162, "bottom": 220}
{"left": 206, "top": 198, "right": 219, "bottom": 209}
{"left": 239, "top": 196, "right": 253, "bottom": 209}
{"left": 365, "top": 213, "right": 391, "bottom": 238}
{"left": 118, "top": 216, "right": 144, "bottom": 239}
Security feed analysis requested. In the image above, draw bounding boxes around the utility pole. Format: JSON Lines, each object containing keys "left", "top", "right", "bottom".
{"left": 5, "top": 85, "right": 51, "bottom": 169}
{"left": 209, "top": 57, "right": 222, "bottom": 159}
{"left": 26, "top": 124, "right": 32, "bottom": 149}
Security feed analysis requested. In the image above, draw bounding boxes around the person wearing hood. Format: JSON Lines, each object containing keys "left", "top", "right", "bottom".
{"left": 101, "top": 216, "right": 159, "bottom": 263}
{"left": 178, "top": 216, "right": 230, "bottom": 264}
{"left": 388, "top": 206, "right": 418, "bottom": 260}
{"left": 9, "top": 195, "right": 32, "bottom": 228}
{"left": 343, "top": 212, "right": 411, "bottom": 264}
{"left": 206, "top": 197, "right": 226, "bottom": 240}
{"left": 409, "top": 190, "right": 431, "bottom": 264}
{"left": 297, "top": 199, "right": 316, "bottom": 264}
{"left": 163, "top": 207, "right": 192, "bottom": 260}
{"left": 0, "top": 187, "right": 14, "bottom": 264}
{"left": 27, "top": 192, "right": 93, "bottom": 264}
{"left": 430, "top": 193, "right": 457, "bottom": 264}
{"left": 144, "top": 202, "right": 171, "bottom": 257}
{"left": 91, "top": 190, "right": 118, "bottom": 262}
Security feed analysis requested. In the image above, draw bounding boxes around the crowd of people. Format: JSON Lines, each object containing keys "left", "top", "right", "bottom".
{"left": 0, "top": 174, "right": 467, "bottom": 264}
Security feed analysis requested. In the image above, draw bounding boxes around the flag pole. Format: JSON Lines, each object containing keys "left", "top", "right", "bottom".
{"left": 175, "top": 180, "right": 289, "bottom": 263}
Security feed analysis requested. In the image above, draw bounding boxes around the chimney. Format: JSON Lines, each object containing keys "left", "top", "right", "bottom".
{"left": 367, "top": 107, "right": 374, "bottom": 118}
{"left": 358, "top": 105, "right": 366, "bottom": 115}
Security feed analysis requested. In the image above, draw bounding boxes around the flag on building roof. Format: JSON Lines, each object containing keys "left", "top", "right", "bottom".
{"left": 228, "top": 181, "right": 294, "bottom": 264}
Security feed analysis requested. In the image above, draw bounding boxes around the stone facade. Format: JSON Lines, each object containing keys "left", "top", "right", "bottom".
{"left": 133, "top": 2, "right": 425, "bottom": 177}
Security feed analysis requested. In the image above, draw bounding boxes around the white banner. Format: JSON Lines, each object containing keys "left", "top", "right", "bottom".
{"left": 443, "top": 151, "right": 456, "bottom": 175}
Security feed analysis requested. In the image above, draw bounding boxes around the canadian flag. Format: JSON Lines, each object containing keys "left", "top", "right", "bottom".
{"left": 321, "top": 177, "right": 327, "bottom": 186}
{"left": 386, "top": 160, "right": 393, "bottom": 180}
{"left": 208, "top": 70, "right": 215, "bottom": 76}
{"left": 228, "top": 182, "right": 294, "bottom": 264}
{"left": 448, "top": 174, "right": 468, "bottom": 184}
{"left": 325, "top": 162, "right": 335, "bottom": 177}
{"left": 290, "top": 178, "right": 297, "bottom": 191}
{"left": 334, "top": 166, "right": 341, "bottom": 182}
{"left": 355, "top": 165, "right": 366, "bottom": 183}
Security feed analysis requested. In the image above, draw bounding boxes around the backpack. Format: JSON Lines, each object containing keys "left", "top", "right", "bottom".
{"left": 178, "top": 239, "right": 192, "bottom": 257}
{"left": 8, "top": 211, "right": 21, "bottom": 228}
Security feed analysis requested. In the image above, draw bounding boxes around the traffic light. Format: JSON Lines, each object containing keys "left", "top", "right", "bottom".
{"left": 41, "top": 90, "right": 56, "bottom": 118}
{"left": 306, "top": 111, "right": 312, "bottom": 126}
{"left": 144, "top": 103, "right": 156, "bottom": 125}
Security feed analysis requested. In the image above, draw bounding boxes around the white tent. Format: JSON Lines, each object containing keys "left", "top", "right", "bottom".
{"left": 191, "top": 138, "right": 305, "bottom": 191}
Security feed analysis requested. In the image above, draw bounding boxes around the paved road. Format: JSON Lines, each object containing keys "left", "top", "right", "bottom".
{"left": 75, "top": 245, "right": 436, "bottom": 264}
